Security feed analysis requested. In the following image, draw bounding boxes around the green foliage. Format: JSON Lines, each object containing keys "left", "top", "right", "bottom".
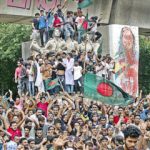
{"left": 139, "top": 36, "right": 150, "bottom": 95}
{"left": 0, "top": 23, "right": 31, "bottom": 95}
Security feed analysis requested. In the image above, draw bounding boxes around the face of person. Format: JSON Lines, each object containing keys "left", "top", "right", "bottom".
{"left": 108, "top": 128, "right": 113, "bottom": 135}
{"left": 35, "top": 14, "right": 40, "bottom": 19}
{"left": 109, "top": 115, "right": 114, "bottom": 123}
{"left": 53, "top": 107, "right": 59, "bottom": 115}
{"left": 101, "top": 119, "right": 106, "bottom": 125}
{"left": 29, "top": 141, "right": 35, "bottom": 148}
{"left": 22, "top": 140, "right": 28, "bottom": 148}
{"left": 28, "top": 110, "right": 33, "bottom": 117}
{"left": 118, "top": 108, "right": 123, "bottom": 115}
{"left": 12, "top": 116, "right": 19, "bottom": 123}
{"left": 27, "top": 121, "right": 32, "bottom": 127}
{"left": 14, "top": 136, "right": 20, "bottom": 144}
{"left": 134, "top": 116, "right": 140, "bottom": 124}
{"left": 24, "top": 128, "right": 30, "bottom": 135}
{"left": 56, "top": 122, "right": 61, "bottom": 129}
{"left": 125, "top": 136, "right": 138, "bottom": 150}
{"left": 17, "top": 62, "right": 21, "bottom": 67}
{"left": 92, "top": 128, "right": 97, "bottom": 135}
{"left": 101, "top": 139, "right": 108, "bottom": 147}
{"left": 40, "top": 11, "right": 44, "bottom": 16}
{"left": 92, "top": 115, "right": 98, "bottom": 122}
{"left": 36, "top": 130, "right": 43, "bottom": 138}
{"left": 47, "top": 127, "right": 55, "bottom": 135}
{"left": 57, "top": 5, "right": 61, "bottom": 9}
{"left": 14, "top": 108, "right": 20, "bottom": 115}
{"left": 122, "top": 28, "right": 134, "bottom": 51}
{"left": 36, "top": 110, "right": 42, "bottom": 116}
{"left": 121, "top": 124, "right": 127, "bottom": 131}
{"left": 47, "top": 113, "right": 54, "bottom": 121}
{"left": 41, "top": 97, "right": 46, "bottom": 103}
{"left": 92, "top": 105, "right": 98, "bottom": 112}
{"left": 11, "top": 123, "right": 17, "bottom": 130}
{"left": 45, "top": 60, "right": 49, "bottom": 65}
{"left": 39, "top": 121, "right": 45, "bottom": 127}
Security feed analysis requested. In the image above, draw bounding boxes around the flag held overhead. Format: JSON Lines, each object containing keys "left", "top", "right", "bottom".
{"left": 78, "top": 0, "right": 93, "bottom": 9}
{"left": 84, "top": 73, "right": 133, "bottom": 106}
{"left": 45, "top": 78, "right": 59, "bottom": 91}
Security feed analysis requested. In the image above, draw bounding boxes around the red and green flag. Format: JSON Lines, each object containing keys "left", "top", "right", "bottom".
{"left": 84, "top": 73, "right": 133, "bottom": 106}
{"left": 78, "top": 0, "right": 93, "bottom": 9}
{"left": 45, "top": 78, "right": 59, "bottom": 91}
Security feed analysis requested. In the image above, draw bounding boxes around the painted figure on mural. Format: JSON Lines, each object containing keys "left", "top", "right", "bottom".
{"left": 115, "top": 27, "right": 138, "bottom": 97}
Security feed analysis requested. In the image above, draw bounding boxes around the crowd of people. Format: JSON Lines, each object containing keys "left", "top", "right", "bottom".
{"left": 32, "top": 1, "right": 102, "bottom": 47}
{"left": 1, "top": 84, "right": 150, "bottom": 149}
{"left": 0, "top": 2, "right": 150, "bottom": 150}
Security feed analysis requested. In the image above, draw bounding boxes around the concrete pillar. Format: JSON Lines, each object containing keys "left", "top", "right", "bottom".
{"left": 22, "top": 41, "right": 31, "bottom": 61}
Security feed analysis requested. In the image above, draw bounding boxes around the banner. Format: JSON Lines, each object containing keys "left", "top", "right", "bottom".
{"left": 109, "top": 25, "right": 139, "bottom": 97}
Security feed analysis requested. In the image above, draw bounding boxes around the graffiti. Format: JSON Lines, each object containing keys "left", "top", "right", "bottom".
{"left": 7, "top": 0, "right": 31, "bottom": 9}
{"left": 35, "top": 0, "right": 58, "bottom": 11}
{"left": 7, "top": 0, "right": 59, "bottom": 11}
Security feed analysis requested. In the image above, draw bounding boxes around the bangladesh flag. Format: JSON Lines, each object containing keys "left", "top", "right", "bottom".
{"left": 84, "top": 73, "right": 133, "bottom": 106}
{"left": 78, "top": 0, "right": 93, "bottom": 9}
{"left": 45, "top": 78, "right": 59, "bottom": 91}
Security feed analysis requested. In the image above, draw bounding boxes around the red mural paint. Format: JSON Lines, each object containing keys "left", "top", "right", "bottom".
{"left": 7, "top": 0, "right": 59, "bottom": 11}
{"left": 35, "top": 0, "right": 58, "bottom": 11}
{"left": 7, "top": 0, "right": 27, "bottom": 8}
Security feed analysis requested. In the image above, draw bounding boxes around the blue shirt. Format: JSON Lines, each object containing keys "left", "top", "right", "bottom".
{"left": 47, "top": 12, "right": 54, "bottom": 28}
{"left": 140, "top": 109, "right": 150, "bottom": 120}
{"left": 39, "top": 15, "right": 46, "bottom": 29}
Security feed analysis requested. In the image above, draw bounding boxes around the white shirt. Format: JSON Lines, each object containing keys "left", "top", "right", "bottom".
{"left": 27, "top": 68, "right": 34, "bottom": 82}
{"left": 91, "top": 22, "right": 97, "bottom": 32}
{"left": 6, "top": 141, "right": 17, "bottom": 150}
{"left": 101, "top": 62, "right": 109, "bottom": 76}
{"left": 74, "top": 66, "right": 82, "bottom": 80}
{"left": 75, "top": 16, "right": 85, "bottom": 29}
{"left": 96, "top": 65, "right": 102, "bottom": 77}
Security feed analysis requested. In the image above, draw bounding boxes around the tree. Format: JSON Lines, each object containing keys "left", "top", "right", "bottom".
{"left": 0, "top": 23, "right": 31, "bottom": 95}
{"left": 139, "top": 36, "right": 150, "bottom": 95}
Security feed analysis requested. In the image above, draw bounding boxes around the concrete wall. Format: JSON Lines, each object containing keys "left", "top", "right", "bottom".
{"left": 110, "top": 0, "right": 150, "bottom": 29}
{"left": 1, "top": 0, "right": 150, "bottom": 29}
{"left": 0, "top": 0, "right": 112, "bottom": 24}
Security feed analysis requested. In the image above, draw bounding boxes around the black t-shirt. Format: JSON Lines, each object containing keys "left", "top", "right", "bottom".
{"left": 56, "top": 63, "right": 65, "bottom": 71}
{"left": 35, "top": 137, "right": 43, "bottom": 144}
{"left": 32, "top": 18, "right": 39, "bottom": 30}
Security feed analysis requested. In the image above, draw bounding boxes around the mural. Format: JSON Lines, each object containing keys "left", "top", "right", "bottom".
{"left": 109, "top": 25, "right": 139, "bottom": 97}
{"left": 7, "top": 0, "right": 59, "bottom": 11}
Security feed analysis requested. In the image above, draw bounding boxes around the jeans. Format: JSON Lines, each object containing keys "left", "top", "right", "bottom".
{"left": 57, "top": 75, "right": 65, "bottom": 90}
{"left": 45, "top": 27, "right": 49, "bottom": 43}
{"left": 65, "top": 85, "right": 74, "bottom": 94}
{"left": 0, "top": 143, "right": 3, "bottom": 150}
{"left": 74, "top": 77, "right": 83, "bottom": 93}
{"left": 39, "top": 28, "right": 45, "bottom": 46}
{"left": 64, "top": 25, "right": 74, "bottom": 40}
{"left": 77, "top": 30, "right": 83, "bottom": 44}
{"left": 28, "top": 81, "right": 35, "bottom": 96}
{"left": 49, "top": 28, "right": 54, "bottom": 38}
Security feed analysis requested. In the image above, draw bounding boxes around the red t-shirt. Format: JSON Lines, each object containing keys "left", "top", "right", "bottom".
{"left": 53, "top": 17, "right": 61, "bottom": 28}
{"left": 113, "top": 116, "right": 129, "bottom": 124}
{"left": 37, "top": 102, "right": 49, "bottom": 117}
{"left": 7, "top": 127, "right": 22, "bottom": 140}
